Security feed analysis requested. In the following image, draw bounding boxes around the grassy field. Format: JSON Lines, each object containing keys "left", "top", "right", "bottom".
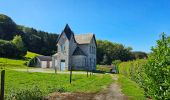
{"left": 118, "top": 75, "right": 145, "bottom": 100}
{"left": 2, "top": 70, "right": 112, "bottom": 99}
{"left": 0, "top": 52, "right": 113, "bottom": 99}
{"left": 0, "top": 51, "right": 38, "bottom": 69}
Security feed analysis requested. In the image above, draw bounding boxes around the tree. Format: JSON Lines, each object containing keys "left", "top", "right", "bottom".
{"left": 12, "top": 35, "right": 27, "bottom": 57}
{"left": 97, "top": 40, "right": 135, "bottom": 65}
{"left": 12, "top": 35, "right": 24, "bottom": 50}
{"left": 132, "top": 51, "right": 148, "bottom": 59}
{"left": 0, "top": 40, "right": 18, "bottom": 58}
{"left": 102, "top": 54, "right": 109, "bottom": 65}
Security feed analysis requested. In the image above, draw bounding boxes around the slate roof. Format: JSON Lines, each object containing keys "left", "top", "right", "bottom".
{"left": 74, "top": 34, "right": 93, "bottom": 44}
{"left": 72, "top": 46, "right": 86, "bottom": 56}
{"left": 56, "top": 24, "right": 74, "bottom": 43}
{"left": 56, "top": 24, "right": 97, "bottom": 46}
{"left": 63, "top": 24, "right": 74, "bottom": 40}
{"left": 36, "top": 56, "right": 52, "bottom": 61}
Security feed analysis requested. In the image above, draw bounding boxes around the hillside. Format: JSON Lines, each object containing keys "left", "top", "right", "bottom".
{"left": 0, "top": 14, "right": 59, "bottom": 56}
{"left": 0, "top": 51, "right": 39, "bottom": 69}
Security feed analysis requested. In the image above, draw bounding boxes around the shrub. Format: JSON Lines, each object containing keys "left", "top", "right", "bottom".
{"left": 118, "top": 59, "right": 147, "bottom": 84}
{"left": 143, "top": 33, "right": 170, "bottom": 99}
{"left": 27, "top": 57, "right": 37, "bottom": 67}
{"left": 119, "top": 33, "right": 170, "bottom": 99}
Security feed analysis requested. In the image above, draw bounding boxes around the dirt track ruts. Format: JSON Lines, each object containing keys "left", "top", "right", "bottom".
{"left": 46, "top": 75, "right": 128, "bottom": 100}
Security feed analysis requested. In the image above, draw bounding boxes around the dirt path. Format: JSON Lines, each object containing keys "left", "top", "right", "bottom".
{"left": 93, "top": 75, "right": 128, "bottom": 100}
{"left": 46, "top": 75, "right": 128, "bottom": 100}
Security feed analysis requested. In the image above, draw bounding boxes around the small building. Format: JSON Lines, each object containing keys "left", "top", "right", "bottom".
{"left": 36, "top": 56, "right": 52, "bottom": 68}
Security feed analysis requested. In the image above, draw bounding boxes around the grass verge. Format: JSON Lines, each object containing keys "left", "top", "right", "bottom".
{"left": 118, "top": 75, "right": 145, "bottom": 100}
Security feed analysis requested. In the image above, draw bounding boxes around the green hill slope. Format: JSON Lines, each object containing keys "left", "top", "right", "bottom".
{"left": 0, "top": 14, "right": 59, "bottom": 56}
{"left": 0, "top": 51, "right": 39, "bottom": 69}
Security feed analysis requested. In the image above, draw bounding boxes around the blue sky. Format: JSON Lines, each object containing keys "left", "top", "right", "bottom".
{"left": 0, "top": 0, "right": 170, "bottom": 52}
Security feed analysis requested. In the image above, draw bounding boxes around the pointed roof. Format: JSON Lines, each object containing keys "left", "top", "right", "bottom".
{"left": 56, "top": 24, "right": 74, "bottom": 43}
{"left": 72, "top": 46, "right": 86, "bottom": 56}
{"left": 56, "top": 24, "right": 97, "bottom": 46}
{"left": 63, "top": 24, "right": 74, "bottom": 40}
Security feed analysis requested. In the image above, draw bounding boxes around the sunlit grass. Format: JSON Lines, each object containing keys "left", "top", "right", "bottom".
{"left": 3, "top": 70, "right": 112, "bottom": 99}
{"left": 118, "top": 75, "right": 145, "bottom": 100}
{"left": 0, "top": 51, "right": 39, "bottom": 69}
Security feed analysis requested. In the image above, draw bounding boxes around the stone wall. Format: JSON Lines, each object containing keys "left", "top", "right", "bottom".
{"left": 71, "top": 55, "right": 86, "bottom": 70}
{"left": 87, "top": 37, "right": 96, "bottom": 70}
{"left": 56, "top": 32, "right": 70, "bottom": 70}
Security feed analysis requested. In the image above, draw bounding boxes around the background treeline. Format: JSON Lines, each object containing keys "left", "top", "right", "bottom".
{"left": 97, "top": 40, "right": 147, "bottom": 65}
{"left": 118, "top": 33, "right": 170, "bottom": 99}
{"left": 0, "top": 14, "right": 59, "bottom": 56}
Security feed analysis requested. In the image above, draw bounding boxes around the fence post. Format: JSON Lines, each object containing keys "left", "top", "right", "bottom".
{"left": 0, "top": 70, "right": 5, "bottom": 100}
{"left": 87, "top": 67, "right": 89, "bottom": 77}
{"left": 70, "top": 66, "right": 72, "bottom": 84}
{"left": 55, "top": 66, "right": 57, "bottom": 74}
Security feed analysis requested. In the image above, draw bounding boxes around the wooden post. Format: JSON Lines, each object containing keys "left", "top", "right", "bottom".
{"left": 90, "top": 70, "right": 92, "bottom": 77}
{"left": 70, "top": 66, "right": 72, "bottom": 84}
{"left": 55, "top": 66, "right": 57, "bottom": 74}
{"left": 87, "top": 66, "right": 89, "bottom": 77}
{"left": 1, "top": 70, "right": 5, "bottom": 100}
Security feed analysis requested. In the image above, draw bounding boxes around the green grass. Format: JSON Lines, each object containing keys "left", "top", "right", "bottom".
{"left": 0, "top": 51, "right": 39, "bottom": 69}
{"left": 118, "top": 75, "right": 145, "bottom": 100}
{"left": 0, "top": 52, "right": 113, "bottom": 99}
{"left": 2, "top": 70, "right": 112, "bottom": 99}
{"left": 25, "top": 51, "right": 39, "bottom": 59}
{"left": 96, "top": 65, "right": 112, "bottom": 72}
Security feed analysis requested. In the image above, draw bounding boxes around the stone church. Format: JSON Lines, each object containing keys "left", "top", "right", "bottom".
{"left": 52, "top": 24, "right": 97, "bottom": 71}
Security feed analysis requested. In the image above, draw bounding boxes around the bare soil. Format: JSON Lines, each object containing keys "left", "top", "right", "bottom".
{"left": 46, "top": 75, "right": 128, "bottom": 100}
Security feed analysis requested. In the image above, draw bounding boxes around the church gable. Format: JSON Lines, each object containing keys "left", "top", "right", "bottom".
{"left": 56, "top": 24, "right": 75, "bottom": 44}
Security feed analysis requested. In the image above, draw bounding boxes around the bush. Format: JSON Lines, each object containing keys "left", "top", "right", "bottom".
{"left": 119, "top": 33, "right": 170, "bottom": 99}
{"left": 118, "top": 59, "right": 147, "bottom": 84}
{"left": 27, "top": 57, "right": 37, "bottom": 67}
{"left": 143, "top": 33, "right": 170, "bottom": 99}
